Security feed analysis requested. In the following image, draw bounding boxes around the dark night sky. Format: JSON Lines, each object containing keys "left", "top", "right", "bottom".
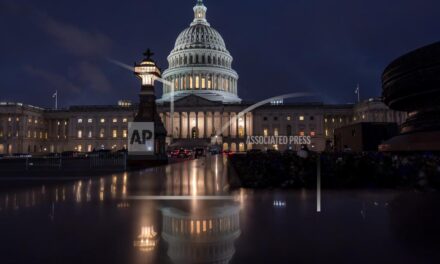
{"left": 1, "top": 0, "right": 439, "bottom": 108}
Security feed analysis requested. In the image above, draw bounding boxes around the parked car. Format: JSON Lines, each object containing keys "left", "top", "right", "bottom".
{"left": 171, "top": 148, "right": 192, "bottom": 159}
{"left": 194, "top": 148, "right": 205, "bottom": 158}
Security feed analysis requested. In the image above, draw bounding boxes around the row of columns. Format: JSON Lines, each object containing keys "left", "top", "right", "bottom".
{"left": 163, "top": 214, "right": 240, "bottom": 236}
{"left": 164, "top": 74, "right": 237, "bottom": 95}
{"left": 161, "top": 112, "right": 251, "bottom": 139}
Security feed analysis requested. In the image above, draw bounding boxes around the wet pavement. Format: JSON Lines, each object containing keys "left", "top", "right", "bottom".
{"left": 1, "top": 155, "right": 439, "bottom": 264}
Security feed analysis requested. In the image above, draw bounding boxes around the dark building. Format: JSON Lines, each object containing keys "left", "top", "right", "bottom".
{"left": 381, "top": 41, "right": 440, "bottom": 151}
{"left": 334, "top": 122, "right": 398, "bottom": 152}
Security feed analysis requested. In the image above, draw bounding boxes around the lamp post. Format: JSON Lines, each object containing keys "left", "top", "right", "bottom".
{"left": 128, "top": 49, "right": 167, "bottom": 166}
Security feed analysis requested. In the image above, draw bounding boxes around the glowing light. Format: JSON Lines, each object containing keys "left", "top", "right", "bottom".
{"left": 133, "top": 226, "right": 158, "bottom": 252}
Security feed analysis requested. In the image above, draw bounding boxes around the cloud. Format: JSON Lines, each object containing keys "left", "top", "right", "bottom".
{"left": 40, "top": 16, "right": 112, "bottom": 57}
{"left": 24, "top": 65, "right": 81, "bottom": 94}
{"left": 76, "top": 61, "right": 112, "bottom": 93}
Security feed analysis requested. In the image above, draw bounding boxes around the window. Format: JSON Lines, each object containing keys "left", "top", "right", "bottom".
{"left": 77, "top": 145, "right": 82, "bottom": 152}
{"left": 299, "top": 116, "right": 304, "bottom": 121}
{"left": 87, "top": 145, "right": 93, "bottom": 152}
{"left": 201, "top": 77, "right": 206, "bottom": 88}
{"left": 325, "top": 129, "right": 329, "bottom": 137}
{"left": 8, "top": 117, "right": 11, "bottom": 122}
{"left": 263, "top": 117, "right": 268, "bottom": 121}
{"left": 77, "top": 130, "right": 83, "bottom": 139}
{"left": 100, "top": 118, "right": 105, "bottom": 123}
{"left": 78, "top": 118, "right": 83, "bottom": 124}
{"left": 100, "top": 129, "right": 105, "bottom": 138}
{"left": 112, "top": 130, "right": 118, "bottom": 138}
{"left": 299, "top": 131, "right": 305, "bottom": 136}
{"left": 195, "top": 76, "right": 200, "bottom": 89}
{"left": 332, "top": 118, "right": 335, "bottom": 123}
{"left": 310, "top": 131, "right": 316, "bottom": 137}
{"left": 35, "top": 119, "right": 38, "bottom": 124}
{"left": 263, "top": 128, "right": 268, "bottom": 137}
{"left": 274, "top": 128, "right": 279, "bottom": 136}
{"left": 287, "top": 116, "right": 291, "bottom": 121}
{"left": 123, "top": 130, "right": 128, "bottom": 138}
{"left": 112, "top": 118, "right": 118, "bottom": 123}
{"left": 274, "top": 117, "right": 278, "bottom": 121}
{"left": 310, "top": 116, "right": 314, "bottom": 121}
{"left": 88, "top": 131, "right": 92, "bottom": 138}
{"left": 122, "top": 118, "right": 128, "bottom": 123}
{"left": 88, "top": 118, "right": 93, "bottom": 123}
{"left": 324, "top": 118, "right": 328, "bottom": 123}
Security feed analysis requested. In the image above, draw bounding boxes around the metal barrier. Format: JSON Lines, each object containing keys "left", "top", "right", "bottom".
{"left": 0, "top": 153, "right": 127, "bottom": 172}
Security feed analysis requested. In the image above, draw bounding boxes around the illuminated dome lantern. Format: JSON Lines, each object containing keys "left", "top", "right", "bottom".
{"left": 135, "top": 49, "right": 161, "bottom": 87}
{"left": 158, "top": 0, "right": 241, "bottom": 104}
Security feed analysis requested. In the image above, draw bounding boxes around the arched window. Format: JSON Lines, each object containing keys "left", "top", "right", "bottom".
{"left": 202, "top": 55, "right": 205, "bottom": 64}
{"left": 208, "top": 55, "right": 211, "bottom": 64}
{"left": 189, "top": 55, "right": 193, "bottom": 64}
{"left": 213, "top": 56, "right": 217, "bottom": 65}
{"left": 184, "top": 56, "right": 187, "bottom": 64}
{"left": 195, "top": 54, "right": 199, "bottom": 64}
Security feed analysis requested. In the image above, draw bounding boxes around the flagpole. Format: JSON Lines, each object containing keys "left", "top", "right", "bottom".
{"left": 54, "top": 90, "right": 58, "bottom": 110}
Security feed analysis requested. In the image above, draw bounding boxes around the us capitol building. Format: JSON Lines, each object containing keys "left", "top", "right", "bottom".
{"left": 0, "top": 0, "right": 407, "bottom": 155}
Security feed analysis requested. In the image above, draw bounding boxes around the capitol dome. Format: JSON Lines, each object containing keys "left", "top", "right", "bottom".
{"left": 158, "top": 0, "right": 241, "bottom": 104}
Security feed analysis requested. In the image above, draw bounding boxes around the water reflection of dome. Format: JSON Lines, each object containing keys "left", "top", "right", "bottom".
{"left": 161, "top": 203, "right": 241, "bottom": 264}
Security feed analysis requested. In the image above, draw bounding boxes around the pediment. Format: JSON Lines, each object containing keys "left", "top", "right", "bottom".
{"left": 174, "top": 94, "right": 223, "bottom": 107}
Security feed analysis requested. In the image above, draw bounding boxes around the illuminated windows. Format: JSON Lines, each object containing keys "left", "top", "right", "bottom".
{"left": 77, "top": 130, "right": 83, "bottom": 139}
{"left": 88, "top": 118, "right": 93, "bottom": 123}
{"left": 263, "top": 128, "right": 268, "bottom": 137}
{"left": 112, "top": 130, "right": 118, "bottom": 138}
{"left": 123, "top": 130, "right": 128, "bottom": 138}
{"left": 122, "top": 118, "right": 128, "bottom": 123}
{"left": 299, "top": 131, "right": 305, "bottom": 136}
{"left": 195, "top": 76, "right": 199, "bottom": 89}
{"left": 310, "top": 131, "right": 316, "bottom": 137}
{"left": 299, "top": 116, "right": 304, "bottom": 121}
{"left": 99, "top": 129, "right": 105, "bottom": 138}
{"left": 100, "top": 118, "right": 105, "bottom": 123}
{"left": 112, "top": 118, "right": 118, "bottom": 123}
{"left": 88, "top": 131, "right": 92, "bottom": 138}
{"left": 78, "top": 118, "right": 83, "bottom": 124}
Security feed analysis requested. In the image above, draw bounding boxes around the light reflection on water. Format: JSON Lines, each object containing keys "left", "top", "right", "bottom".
{"left": 0, "top": 156, "right": 440, "bottom": 263}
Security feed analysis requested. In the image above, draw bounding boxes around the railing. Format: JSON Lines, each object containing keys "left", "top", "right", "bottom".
{"left": 0, "top": 153, "right": 127, "bottom": 172}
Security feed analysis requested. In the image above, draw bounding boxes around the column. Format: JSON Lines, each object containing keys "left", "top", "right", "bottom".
{"left": 211, "top": 112, "right": 215, "bottom": 137}
{"left": 204, "top": 112, "right": 207, "bottom": 138}
{"left": 195, "top": 112, "right": 199, "bottom": 139}
{"left": 244, "top": 113, "right": 247, "bottom": 137}
{"left": 179, "top": 112, "right": 182, "bottom": 138}
{"left": 236, "top": 113, "right": 239, "bottom": 139}
{"left": 187, "top": 112, "right": 190, "bottom": 139}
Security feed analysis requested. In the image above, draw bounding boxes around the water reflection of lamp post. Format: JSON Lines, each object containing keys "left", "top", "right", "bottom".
{"left": 133, "top": 225, "right": 158, "bottom": 252}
